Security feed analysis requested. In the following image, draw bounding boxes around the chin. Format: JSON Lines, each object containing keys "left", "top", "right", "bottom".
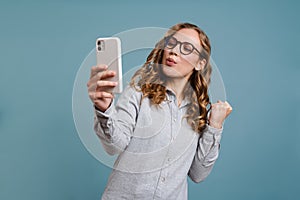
{"left": 161, "top": 65, "right": 184, "bottom": 78}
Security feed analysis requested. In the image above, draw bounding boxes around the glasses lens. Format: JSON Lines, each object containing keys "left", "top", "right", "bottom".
{"left": 165, "top": 36, "right": 177, "bottom": 49}
{"left": 181, "top": 42, "right": 194, "bottom": 55}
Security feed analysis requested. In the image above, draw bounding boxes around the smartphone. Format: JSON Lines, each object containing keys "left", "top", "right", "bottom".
{"left": 96, "top": 37, "right": 123, "bottom": 93}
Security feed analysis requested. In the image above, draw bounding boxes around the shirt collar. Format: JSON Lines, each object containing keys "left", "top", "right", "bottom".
{"left": 165, "top": 87, "right": 192, "bottom": 108}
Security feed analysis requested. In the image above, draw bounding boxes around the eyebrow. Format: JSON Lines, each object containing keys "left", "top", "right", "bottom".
{"left": 172, "top": 35, "right": 200, "bottom": 47}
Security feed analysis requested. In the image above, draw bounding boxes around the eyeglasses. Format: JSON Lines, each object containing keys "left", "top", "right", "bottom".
{"left": 164, "top": 36, "right": 201, "bottom": 56}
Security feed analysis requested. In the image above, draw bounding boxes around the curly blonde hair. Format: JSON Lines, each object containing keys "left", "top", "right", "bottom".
{"left": 130, "top": 23, "right": 212, "bottom": 135}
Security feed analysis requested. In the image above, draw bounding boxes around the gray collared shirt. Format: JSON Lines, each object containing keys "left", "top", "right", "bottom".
{"left": 94, "top": 86, "right": 223, "bottom": 200}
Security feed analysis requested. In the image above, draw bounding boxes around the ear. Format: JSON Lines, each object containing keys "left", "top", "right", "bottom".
{"left": 195, "top": 59, "right": 207, "bottom": 71}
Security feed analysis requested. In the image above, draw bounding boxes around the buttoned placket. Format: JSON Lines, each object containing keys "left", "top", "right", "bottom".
{"left": 154, "top": 93, "right": 182, "bottom": 199}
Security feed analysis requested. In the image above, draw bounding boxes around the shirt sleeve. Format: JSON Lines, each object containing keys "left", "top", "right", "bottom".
{"left": 93, "top": 86, "right": 142, "bottom": 155}
{"left": 188, "top": 125, "right": 223, "bottom": 183}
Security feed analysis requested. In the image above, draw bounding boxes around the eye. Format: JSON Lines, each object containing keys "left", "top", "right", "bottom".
{"left": 182, "top": 43, "right": 193, "bottom": 53}
{"left": 167, "top": 37, "right": 177, "bottom": 48}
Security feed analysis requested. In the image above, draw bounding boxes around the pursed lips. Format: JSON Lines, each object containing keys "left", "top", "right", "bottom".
{"left": 166, "top": 57, "right": 177, "bottom": 66}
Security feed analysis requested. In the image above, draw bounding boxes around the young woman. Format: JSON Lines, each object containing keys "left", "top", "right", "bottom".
{"left": 87, "top": 22, "right": 232, "bottom": 200}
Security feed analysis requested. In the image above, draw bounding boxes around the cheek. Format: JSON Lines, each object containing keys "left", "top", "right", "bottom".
{"left": 162, "top": 50, "right": 168, "bottom": 63}
{"left": 181, "top": 55, "right": 198, "bottom": 68}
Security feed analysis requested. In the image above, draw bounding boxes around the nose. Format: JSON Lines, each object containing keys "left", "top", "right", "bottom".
{"left": 169, "top": 44, "right": 181, "bottom": 56}
{"left": 169, "top": 51, "right": 178, "bottom": 56}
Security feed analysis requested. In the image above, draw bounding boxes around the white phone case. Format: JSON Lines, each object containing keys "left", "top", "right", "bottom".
{"left": 96, "top": 37, "right": 123, "bottom": 93}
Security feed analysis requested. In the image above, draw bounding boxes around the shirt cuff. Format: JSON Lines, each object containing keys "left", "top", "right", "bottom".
{"left": 202, "top": 125, "right": 223, "bottom": 146}
{"left": 206, "top": 125, "right": 223, "bottom": 135}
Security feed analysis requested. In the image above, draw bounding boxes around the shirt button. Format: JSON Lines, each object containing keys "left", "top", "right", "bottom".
{"left": 167, "top": 158, "right": 171, "bottom": 162}
{"left": 161, "top": 177, "right": 166, "bottom": 182}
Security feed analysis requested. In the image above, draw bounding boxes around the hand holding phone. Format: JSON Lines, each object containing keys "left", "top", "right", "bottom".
{"left": 86, "top": 37, "right": 123, "bottom": 112}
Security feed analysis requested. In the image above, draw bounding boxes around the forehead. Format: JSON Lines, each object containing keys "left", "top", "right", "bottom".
{"left": 173, "top": 28, "right": 201, "bottom": 46}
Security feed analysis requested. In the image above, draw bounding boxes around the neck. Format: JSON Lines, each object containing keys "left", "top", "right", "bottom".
{"left": 166, "top": 77, "right": 189, "bottom": 104}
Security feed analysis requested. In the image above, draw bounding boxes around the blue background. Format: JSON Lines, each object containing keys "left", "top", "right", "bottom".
{"left": 1, "top": 0, "right": 299, "bottom": 199}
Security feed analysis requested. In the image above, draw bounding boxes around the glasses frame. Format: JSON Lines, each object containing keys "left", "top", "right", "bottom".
{"left": 164, "top": 36, "right": 202, "bottom": 56}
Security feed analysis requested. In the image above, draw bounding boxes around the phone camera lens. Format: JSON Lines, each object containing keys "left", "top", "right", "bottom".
{"left": 97, "top": 40, "right": 104, "bottom": 51}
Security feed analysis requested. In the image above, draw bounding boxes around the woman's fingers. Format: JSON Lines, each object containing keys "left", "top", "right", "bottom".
{"left": 87, "top": 65, "right": 117, "bottom": 97}
{"left": 209, "top": 100, "right": 233, "bottom": 129}
{"left": 87, "top": 65, "right": 117, "bottom": 112}
{"left": 87, "top": 80, "right": 117, "bottom": 97}
{"left": 94, "top": 91, "right": 114, "bottom": 99}
{"left": 87, "top": 80, "right": 117, "bottom": 102}
{"left": 87, "top": 69, "right": 116, "bottom": 87}
{"left": 90, "top": 64, "right": 108, "bottom": 77}
{"left": 211, "top": 101, "right": 232, "bottom": 112}
{"left": 224, "top": 101, "right": 233, "bottom": 116}
{"left": 97, "top": 80, "right": 118, "bottom": 87}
